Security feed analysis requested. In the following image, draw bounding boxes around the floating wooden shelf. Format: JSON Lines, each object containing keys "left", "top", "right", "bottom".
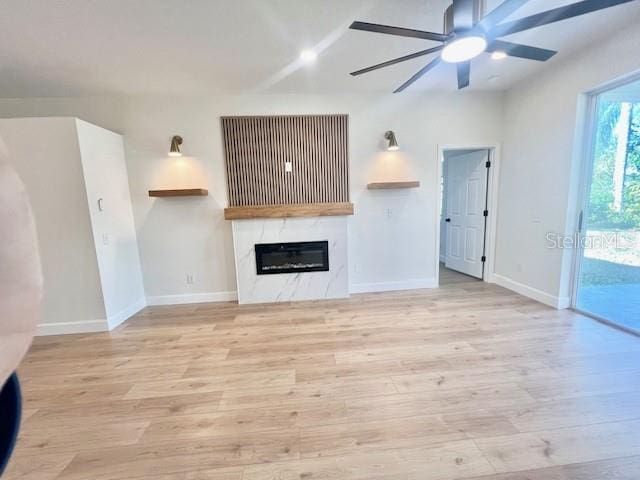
{"left": 148, "top": 188, "right": 208, "bottom": 197}
{"left": 367, "top": 181, "right": 420, "bottom": 190}
{"left": 224, "top": 202, "right": 354, "bottom": 220}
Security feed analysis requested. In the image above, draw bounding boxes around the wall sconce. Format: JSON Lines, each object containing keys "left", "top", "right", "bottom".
{"left": 384, "top": 131, "right": 399, "bottom": 151}
{"left": 169, "top": 135, "right": 183, "bottom": 157}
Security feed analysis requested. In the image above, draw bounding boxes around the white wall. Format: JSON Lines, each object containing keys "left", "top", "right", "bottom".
{"left": 76, "top": 119, "right": 146, "bottom": 328}
{"left": 0, "top": 118, "right": 107, "bottom": 332}
{"left": 0, "top": 93, "right": 504, "bottom": 299}
{"left": 495, "top": 16, "right": 640, "bottom": 308}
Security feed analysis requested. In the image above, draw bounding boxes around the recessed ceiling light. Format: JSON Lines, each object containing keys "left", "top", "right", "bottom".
{"left": 299, "top": 49, "right": 317, "bottom": 63}
{"left": 441, "top": 36, "right": 487, "bottom": 63}
{"left": 491, "top": 51, "right": 508, "bottom": 60}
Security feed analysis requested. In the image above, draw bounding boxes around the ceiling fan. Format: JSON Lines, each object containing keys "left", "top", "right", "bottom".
{"left": 349, "top": 0, "right": 637, "bottom": 92}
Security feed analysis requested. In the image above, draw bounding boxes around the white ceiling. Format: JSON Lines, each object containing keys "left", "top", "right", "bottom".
{"left": 0, "top": 0, "right": 638, "bottom": 97}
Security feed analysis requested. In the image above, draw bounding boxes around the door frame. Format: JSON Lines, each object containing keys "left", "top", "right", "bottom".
{"left": 570, "top": 70, "right": 640, "bottom": 335}
{"left": 570, "top": 89, "right": 599, "bottom": 315}
{"left": 436, "top": 144, "right": 501, "bottom": 285}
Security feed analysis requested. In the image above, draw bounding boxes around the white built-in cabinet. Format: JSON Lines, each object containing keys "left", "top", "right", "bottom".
{"left": 0, "top": 117, "right": 145, "bottom": 335}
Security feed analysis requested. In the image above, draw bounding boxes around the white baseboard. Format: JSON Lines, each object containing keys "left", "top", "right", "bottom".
{"left": 146, "top": 291, "right": 238, "bottom": 306}
{"left": 35, "top": 293, "right": 230, "bottom": 335}
{"left": 350, "top": 277, "right": 438, "bottom": 294}
{"left": 556, "top": 296, "right": 572, "bottom": 309}
{"left": 492, "top": 273, "right": 570, "bottom": 309}
{"left": 107, "top": 297, "right": 147, "bottom": 331}
{"left": 36, "top": 319, "right": 108, "bottom": 336}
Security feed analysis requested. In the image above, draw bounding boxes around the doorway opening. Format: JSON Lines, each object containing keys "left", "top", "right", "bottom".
{"left": 573, "top": 75, "right": 640, "bottom": 334}
{"left": 439, "top": 148, "right": 493, "bottom": 283}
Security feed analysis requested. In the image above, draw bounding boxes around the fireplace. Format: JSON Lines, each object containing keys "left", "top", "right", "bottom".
{"left": 255, "top": 241, "right": 329, "bottom": 275}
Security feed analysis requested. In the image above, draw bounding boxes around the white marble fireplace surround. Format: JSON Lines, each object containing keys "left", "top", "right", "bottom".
{"left": 231, "top": 216, "right": 349, "bottom": 304}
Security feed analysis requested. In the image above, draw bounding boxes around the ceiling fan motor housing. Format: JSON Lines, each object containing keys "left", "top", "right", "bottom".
{"left": 349, "top": 0, "right": 632, "bottom": 91}
{"left": 443, "top": 0, "right": 487, "bottom": 35}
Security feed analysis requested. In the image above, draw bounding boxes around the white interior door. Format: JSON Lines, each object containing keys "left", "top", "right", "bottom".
{"left": 444, "top": 150, "right": 489, "bottom": 279}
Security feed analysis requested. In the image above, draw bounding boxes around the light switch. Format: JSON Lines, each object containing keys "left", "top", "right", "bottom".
{"left": 285, "top": 161, "right": 292, "bottom": 173}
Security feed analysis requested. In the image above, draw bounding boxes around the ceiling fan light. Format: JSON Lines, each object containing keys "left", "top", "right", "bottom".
{"left": 441, "top": 36, "right": 487, "bottom": 63}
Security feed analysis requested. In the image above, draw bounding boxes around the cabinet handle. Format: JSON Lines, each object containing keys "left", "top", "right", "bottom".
{"left": 97, "top": 198, "right": 104, "bottom": 212}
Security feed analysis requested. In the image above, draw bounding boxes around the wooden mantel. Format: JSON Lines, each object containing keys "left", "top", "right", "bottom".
{"left": 224, "top": 202, "right": 354, "bottom": 220}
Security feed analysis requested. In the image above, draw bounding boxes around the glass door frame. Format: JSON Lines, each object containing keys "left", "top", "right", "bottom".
{"left": 571, "top": 71, "right": 640, "bottom": 336}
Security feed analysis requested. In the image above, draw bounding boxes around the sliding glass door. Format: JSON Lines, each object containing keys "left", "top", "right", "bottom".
{"left": 575, "top": 79, "right": 640, "bottom": 332}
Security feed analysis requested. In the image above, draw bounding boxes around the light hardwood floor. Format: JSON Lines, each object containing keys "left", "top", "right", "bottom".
{"left": 5, "top": 268, "right": 640, "bottom": 479}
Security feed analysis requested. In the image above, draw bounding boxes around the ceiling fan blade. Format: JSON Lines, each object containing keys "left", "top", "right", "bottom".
{"left": 457, "top": 62, "right": 471, "bottom": 89}
{"left": 490, "top": 0, "right": 637, "bottom": 38}
{"left": 476, "top": 0, "right": 531, "bottom": 33}
{"left": 487, "top": 40, "right": 557, "bottom": 61}
{"left": 350, "top": 46, "right": 444, "bottom": 76}
{"left": 453, "top": 0, "right": 476, "bottom": 31}
{"left": 394, "top": 57, "right": 441, "bottom": 93}
{"left": 350, "top": 21, "right": 449, "bottom": 42}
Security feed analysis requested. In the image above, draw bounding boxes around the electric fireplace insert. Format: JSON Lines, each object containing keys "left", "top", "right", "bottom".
{"left": 255, "top": 241, "right": 329, "bottom": 275}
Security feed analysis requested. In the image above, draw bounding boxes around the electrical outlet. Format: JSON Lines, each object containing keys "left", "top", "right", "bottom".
{"left": 285, "top": 161, "right": 292, "bottom": 173}
{"left": 102, "top": 234, "right": 109, "bottom": 245}
{"left": 186, "top": 274, "right": 194, "bottom": 285}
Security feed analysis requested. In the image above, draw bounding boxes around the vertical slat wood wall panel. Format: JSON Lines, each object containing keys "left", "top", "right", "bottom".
{"left": 222, "top": 114, "right": 349, "bottom": 207}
